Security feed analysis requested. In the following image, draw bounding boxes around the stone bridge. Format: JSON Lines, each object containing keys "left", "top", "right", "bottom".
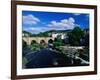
{"left": 23, "top": 37, "right": 55, "bottom": 45}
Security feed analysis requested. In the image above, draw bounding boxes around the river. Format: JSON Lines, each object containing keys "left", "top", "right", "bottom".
{"left": 23, "top": 48, "right": 89, "bottom": 69}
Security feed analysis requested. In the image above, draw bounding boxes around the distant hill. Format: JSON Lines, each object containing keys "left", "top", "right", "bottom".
{"left": 23, "top": 31, "right": 31, "bottom": 34}
{"left": 46, "top": 29, "right": 71, "bottom": 33}
{"left": 36, "top": 29, "right": 72, "bottom": 37}
{"left": 22, "top": 31, "right": 33, "bottom": 37}
{"left": 22, "top": 28, "right": 89, "bottom": 37}
{"left": 22, "top": 29, "right": 72, "bottom": 37}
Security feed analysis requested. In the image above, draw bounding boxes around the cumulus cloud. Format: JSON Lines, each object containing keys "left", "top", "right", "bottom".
{"left": 23, "top": 17, "right": 77, "bottom": 34}
{"left": 23, "top": 14, "right": 40, "bottom": 25}
{"left": 47, "top": 17, "right": 75, "bottom": 30}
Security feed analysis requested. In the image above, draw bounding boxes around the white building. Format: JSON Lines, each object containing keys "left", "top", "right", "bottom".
{"left": 51, "top": 33, "right": 67, "bottom": 39}
{"left": 52, "top": 33, "right": 58, "bottom": 38}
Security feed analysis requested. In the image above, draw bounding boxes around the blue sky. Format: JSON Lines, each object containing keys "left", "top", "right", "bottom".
{"left": 22, "top": 11, "right": 89, "bottom": 34}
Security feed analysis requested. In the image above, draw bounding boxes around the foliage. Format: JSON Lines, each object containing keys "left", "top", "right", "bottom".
{"left": 37, "top": 32, "right": 49, "bottom": 37}
{"left": 68, "top": 27, "right": 84, "bottom": 46}
{"left": 30, "top": 40, "right": 47, "bottom": 51}
{"left": 84, "top": 33, "right": 89, "bottom": 46}
{"left": 48, "top": 39, "right": 53, "bottom": 43}
{"left": 23, "top": 31, "right": 33, "bottom": 37}
{"left": 31, "top": 43, "right": 40, "bottom": 51}
{"left": 31, "top": 40, "right": 37, "bottom": 45}
{"left": 53, "top": 38, "right": 64, "bottom": 47}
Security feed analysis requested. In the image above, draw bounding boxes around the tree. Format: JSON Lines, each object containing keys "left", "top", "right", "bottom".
{"left": 48, "top": 39, "right": 53, "bottom": 43}
{"left": 84, "top": 33, "right": 89, "bottom": 46}
{"left": 37, "top": 32, "right": 49, "bottom": 37}
{"left": 53, "top": 38, "right": 64, "bottom": 47}
{"left": 68, "top": 27, "right": 84, "bottom": 46}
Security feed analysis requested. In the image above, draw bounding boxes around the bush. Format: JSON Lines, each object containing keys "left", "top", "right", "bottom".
{"left": 53, "top": 38, "right": 64, "bottom": 47}
{"left": 31, "top": 43, "right": 40, "bottom": 51}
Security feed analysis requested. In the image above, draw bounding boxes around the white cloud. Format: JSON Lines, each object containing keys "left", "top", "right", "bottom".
{"left": 23, "top": 14, "right": 40, "bottom": 25}
{"left": 47, "top": 17, "right": 75, "bottom": 30}
{"left": 73, "top": 13, "right": 81, "bottom": 16}
{"left": 69, "top": 17, "right": 75, "bottom": 23}
{"left": 23, "top": 27, "right": 49, "bottom": 34}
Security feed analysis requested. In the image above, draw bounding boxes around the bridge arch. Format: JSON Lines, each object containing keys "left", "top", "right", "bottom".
{"left": 40, "top": 40, "right": 46, "bottom": 44}
{"left": 31, "top": 40, "right": 37, "bottom": 45}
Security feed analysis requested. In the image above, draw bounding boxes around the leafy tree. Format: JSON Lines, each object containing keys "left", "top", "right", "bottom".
{"left": 53, "top": 38, "right": 64, "bottom": 47}
{"left": 23, "top": 31, "right": 33, "bottom": 37}
{"left": 68, "top": 27, "right": 84, "bottom": 46}
{"left": 84, "top": 33, "right": 89, "bottom": 46}
{"left": 48, "top": 39, "right": 53, "bottom": 43}
{"left": 37, "top": 32, "right": 49, "bottom": 37}
{"left": 31, "top": 43, "right": 40, "bottom": 51}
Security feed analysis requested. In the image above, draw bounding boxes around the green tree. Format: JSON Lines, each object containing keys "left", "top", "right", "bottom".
{"left": 37, "top": 32, "right": 49, "bottom": 37}
{"left": 48, "top": 39, "right": 53, "bottom": 43}
{"left": 31, "top": 43, "right": 40, "bottom": 51}
{"left": 53, "top": 38, "right": 64, "bottom": 47}
{"left": 68, "top": 27, "right": 84, "bottom": 46}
